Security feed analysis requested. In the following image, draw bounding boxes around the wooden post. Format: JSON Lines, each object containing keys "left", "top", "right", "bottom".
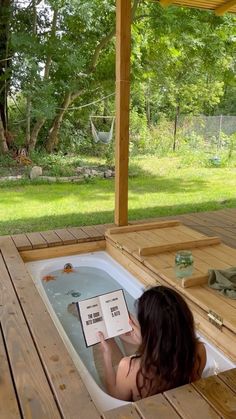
{"left": 160, "top": 0, "right": 175, "bottom": 7}
{"left": 115, "top": 0, "right": 131, "bottom": 226}
{"left": 215, "top": 0, "right": 236, "bottom": 15}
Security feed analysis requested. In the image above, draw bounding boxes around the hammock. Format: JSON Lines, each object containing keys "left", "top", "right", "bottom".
{"left": 90, "top": 116, "right": 115, "bottom": 144}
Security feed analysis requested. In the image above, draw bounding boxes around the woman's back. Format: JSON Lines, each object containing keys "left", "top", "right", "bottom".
{"left": 115, "top": 341, "right": 206, "bottom": 401}
{"left": 96, "top": 285, "right": 207, "bottom": 402}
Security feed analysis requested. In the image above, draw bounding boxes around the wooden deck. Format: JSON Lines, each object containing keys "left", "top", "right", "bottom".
{"left": 0, "top": 208, "right": 236, "bottom": 418}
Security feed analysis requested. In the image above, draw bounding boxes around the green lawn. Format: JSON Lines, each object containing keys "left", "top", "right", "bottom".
{"left": 1, "top": 156, "right": 236, "bottom": 236}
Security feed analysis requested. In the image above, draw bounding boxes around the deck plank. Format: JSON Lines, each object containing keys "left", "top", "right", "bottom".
{"left": 81, "top": 225, "right": 104, "bottom": 240}
{"left": 0, "top": 326, "right": 21, "bottom": 419}
{"left": 218, "top": 368, "right": 236, "bottom": 393}
{"left": 193, "top": 375, "right": 236, "bottom": 418}
{"left": 93, "top": 223, "right": 114, "bottom": 235}
{"left": 0, "top": 243, "right": 61, "bottom": 419}
{"left": 40, "top": 230, "right": 63, "bottom": 247}
{"left": 211, "top": 210, "right": 236, "bottom": 225}
{"left": 164, "top": 383, "right": 221, "bottom": 418}
{"left": 0, "top": 237, "right": 100, "bottom": 419}
{"left": 54, "top": 229, "right": 77, "bottom": 245}
{"left": 11, "top": 234, "right": 32, "bottom": 251}
{"left": 67, "top": 226, "right": 90, "bottom": 242}
{"left": 209, "top": 226, "right": 236, "bottom": 240}
{"left": 102, "top": 404, "right": 140, "bottom": 418}
{"left": 190, "top": 210, "right": 233, "bottom": 225}
{"left": 135, "top": 393, "right": 181, "bottom": 418}
{"left": 26, "top": 232, "right": 47, "bottom": 249}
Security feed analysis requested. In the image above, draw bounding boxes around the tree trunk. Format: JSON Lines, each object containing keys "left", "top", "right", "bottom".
{"left": 0, "top": 0, "right": 11, "bottom": 131}
{"left": 0, "top": 115, "right": 8, "bottom": 153}
{"left": 28, "top": 117, "right": 46, "bottom": 152}
{"left": 45, "top": 90, "right": 85, "bottom": 153}
{"left": 146, "top": 81, "right": 151, "bottom": 126}
{"left": 25, "top": 0, "right": 37, "bottom": 150}
{"left": 25, "top": 94, "right": 32, "bottom": 149}
{"left": 45, "top": 92, "right": 72, "bottom": 152}
{"left": 173, "top": 104, "right": 180, "bottom": 152}
{"left": 45, "top": 92, "right": 75, "bottom": 153}
{"left": 29, "top": 7, "right": 58, "bottom": 150}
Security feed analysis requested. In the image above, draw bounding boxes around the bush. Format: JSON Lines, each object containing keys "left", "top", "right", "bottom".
{"left": 130, "top": 108, "right": 152, "bottom": 155}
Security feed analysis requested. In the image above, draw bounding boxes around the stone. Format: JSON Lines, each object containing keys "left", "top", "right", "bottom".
{"left": 84, "top": 168, "right": 91, "bottom": 175}
{"left": 75, "top": 166, "right": 114, "bottom": 179}
{"left": 30, "top": 166, "right": 43, "bottom": 179}
{"left": 104, "top": 169, "right": 113, "bottom": 178}
{"left": 75, "top": 167, "right": 84, "bottom": 174}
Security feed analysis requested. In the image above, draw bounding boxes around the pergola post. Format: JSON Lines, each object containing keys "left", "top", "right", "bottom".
{"left": 115, "top": 0, "right": 131, "bottom": 226}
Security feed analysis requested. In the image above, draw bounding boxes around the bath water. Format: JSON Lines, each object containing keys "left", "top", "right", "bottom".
{"left": 42, "top": 266, "right": 136, "bottom": 387}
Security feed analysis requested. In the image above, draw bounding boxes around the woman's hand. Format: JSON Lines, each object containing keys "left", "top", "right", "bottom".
{"left": 119, "top": 313, "right": 141, "bottom": 346}
{"left": 97, "top": 331, "right": 112, "bottom": 358}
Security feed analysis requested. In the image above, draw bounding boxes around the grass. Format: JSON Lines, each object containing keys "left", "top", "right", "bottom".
{"left": 0, "top": 155, "right": 236, "bottom": 236}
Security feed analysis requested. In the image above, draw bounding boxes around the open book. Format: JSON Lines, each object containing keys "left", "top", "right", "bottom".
{"left": 77, "top": 289, "right": 132, "bottom": 347}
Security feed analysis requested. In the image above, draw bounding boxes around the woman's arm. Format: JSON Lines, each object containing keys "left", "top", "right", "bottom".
{"left": 191, "top": 342, "right": 207, "bottom": 381}
{"left": 97, "top": 332, "right": 132, "bottom": 400}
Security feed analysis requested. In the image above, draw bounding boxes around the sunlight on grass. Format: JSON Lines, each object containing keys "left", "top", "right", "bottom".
{"left": 1, "top": 156, "right": 236, "bottom": 235}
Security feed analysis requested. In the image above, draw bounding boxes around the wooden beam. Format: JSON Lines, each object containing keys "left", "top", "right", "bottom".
{"left": 139, "top": 236, "right": 221, "bottom": 256}
{"left": 107, "top": 220, "right": 181, "bottom": 235}
{"left": 115, "top": 0, "right": 131, "bottom": 226}
{"left": 215, "top": 0, "right": 236, "bottom": 15}
{"left": 181, "top": 274, "right": 208, "bottom": 288}
{"left": 20, "top": 240, "right": 106, "bottom": 262}
{"left": 160, "top": 0, "right": 175, "bottom": 7}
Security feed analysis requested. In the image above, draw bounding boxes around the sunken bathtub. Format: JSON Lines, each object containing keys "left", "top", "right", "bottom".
{"left": 26, "top": 251, "right": 236, "bottom": 413}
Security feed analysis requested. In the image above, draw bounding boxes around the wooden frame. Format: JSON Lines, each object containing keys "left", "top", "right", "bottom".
{"left": 1, "top": 210, "right": 236, "bottom": 417}
{"left": 158, "top": 0, "right": 236, "bottom": 13}
{"left": 114, "top": 1, "right": 235, "bottom": 226}
{"left": 138, "top": 236, "right": 221, "bottom": 256}
{"left": 215, "top": 0, "right": 236, "bottom": 15}
{"left": 160, "top": 0, "right": 175, "bottom": 6}
{"left": 115, "top": 0, "right": 131, "bottom": 226}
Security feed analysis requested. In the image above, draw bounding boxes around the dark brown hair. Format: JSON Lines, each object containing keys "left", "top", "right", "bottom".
{"left": 136, "top": 286, "right": 196, "bottom": 397}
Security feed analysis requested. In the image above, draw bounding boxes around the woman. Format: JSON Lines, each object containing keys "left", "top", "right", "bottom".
{"left": 96, "top": 285, "right": 206, "bottom": 401}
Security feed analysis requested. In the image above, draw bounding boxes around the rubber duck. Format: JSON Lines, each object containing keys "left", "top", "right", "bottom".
{"left": 63, "top": 263, "right": 74, "bottom": 273}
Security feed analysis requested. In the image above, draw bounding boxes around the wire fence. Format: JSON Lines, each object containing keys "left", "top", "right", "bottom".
{"left": 177, "top": 115, "right": 236, "bottom": 150}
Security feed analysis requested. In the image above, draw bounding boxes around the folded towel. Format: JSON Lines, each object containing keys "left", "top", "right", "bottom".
{"left": 208, "top": 267, "right": 236, "bottom": 299}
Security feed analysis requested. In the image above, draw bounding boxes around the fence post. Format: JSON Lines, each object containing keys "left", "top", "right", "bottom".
{"left": 218, "top": 114, "right": 223, "bottom": 149}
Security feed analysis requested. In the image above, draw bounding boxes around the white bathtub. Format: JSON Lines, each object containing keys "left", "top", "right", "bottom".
{"left": 26, "top": 251, "right": 236, "bottom": 413}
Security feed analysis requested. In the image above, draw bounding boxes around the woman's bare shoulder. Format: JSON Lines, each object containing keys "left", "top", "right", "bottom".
{"left": 116, "top": 355, "right": 142, "bottom": 401}
{"left": 191, "top": 340, "right": 207, "bottom": 381}
{"left": 196, "top": 341, "right": 207, "bottom": 360}
{"left": 116, "top": 355, "right": 139, "bottom": 382}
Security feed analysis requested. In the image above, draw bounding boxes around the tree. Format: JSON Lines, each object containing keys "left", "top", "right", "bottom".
{"left": 9, "top": 0, "right": 140, "bottom": 153}
{"left": 0, "top": 0, "right": 12, "bottom": 152}
{"left": 45, "top": 0, "right": 139, "bottom": 152}
{"left": 130, "top": 4, "right": 236, "bottom": 149}
{"left": 5, "top": 0, "right": 236, "bottom": 155}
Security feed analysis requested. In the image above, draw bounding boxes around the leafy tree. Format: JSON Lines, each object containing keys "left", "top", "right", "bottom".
{"left": 0, "top": 0, "right": 12, "bottom": 152}
{"left": 10, "top": 0, "right": 117, "bottom": 151}
{"left": 130, "top": 5, "right": 236, "bottom": 149}
{"left": 2, "top": 0, "right": 235, "bottom": 156}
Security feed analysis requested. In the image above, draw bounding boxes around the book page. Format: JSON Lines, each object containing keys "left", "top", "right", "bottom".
{"left": 99, "top": 289, "right": 132, "bottom": 339}
{"left": 78, "top": 296, "right": 108, "bottom": 346}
